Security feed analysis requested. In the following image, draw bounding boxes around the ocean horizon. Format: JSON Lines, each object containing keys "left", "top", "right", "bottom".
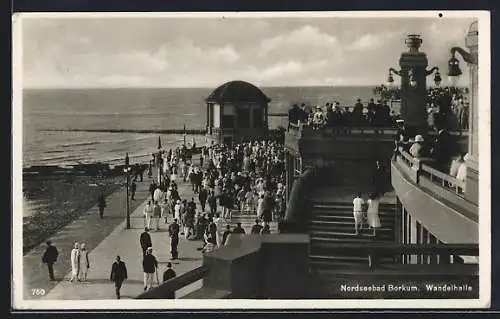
{"left": 22, "top": 85, "right": 380, "bottom": 169}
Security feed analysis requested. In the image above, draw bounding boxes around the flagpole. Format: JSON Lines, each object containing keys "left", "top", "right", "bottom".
{"left": 183, "top": 124, "right": 186, "bottom": 147}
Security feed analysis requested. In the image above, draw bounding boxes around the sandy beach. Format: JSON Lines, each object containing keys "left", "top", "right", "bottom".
{"left": 22, "top": 173, "right": 123, "bottom": 253}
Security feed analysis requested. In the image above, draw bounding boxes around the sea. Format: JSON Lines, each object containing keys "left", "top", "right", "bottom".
{"left": 22, "top": 86, "right": 378, "bottom": 169}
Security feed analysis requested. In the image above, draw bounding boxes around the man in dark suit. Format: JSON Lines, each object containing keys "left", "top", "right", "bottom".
{"left": 432, "top": 127, "right": 452, "bottom": 172}
{"left": 162, "top": 262, "right": 177, "bottom": 299}
{"left": 168, "top": 219, "right": 180, "bottom": 260}
{"left": 41, "top": 240, "right": 58, "bottom": 281}
{"left": 139, "top": 228, "right": 152, "bottom": 257}
{"left": 110, "top": 255, "right": 128, "bottom": 299}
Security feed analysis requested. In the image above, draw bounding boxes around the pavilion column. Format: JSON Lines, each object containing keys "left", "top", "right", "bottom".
{"left": 464, "top": 23, "right": 479, "bottom": 205}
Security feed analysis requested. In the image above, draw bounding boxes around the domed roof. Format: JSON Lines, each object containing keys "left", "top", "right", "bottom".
{"left": 205, "top": 80, "right": 271, "bottom": 103}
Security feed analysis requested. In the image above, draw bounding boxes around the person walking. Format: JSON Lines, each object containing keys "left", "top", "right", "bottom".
{"left": 41, "top": 240, "right": 58, "bottom": 281}
{"left": 250, "top": 219, "right": 263, "bottom": 234}
{"left": 69, "top": 242, "right": 80, "bottom": 282}
{"left": 140, "top": 228, "right": 152, "bottom": 257}
{"left": 208, "top": 191, "right": 217, "bottom": 216}
{"left": 366, "top": 193, "right": 382, "bottom": 236}
{"left": 110, "top": 256, "right": 128, "bottom": 299}
{"left": 260, "top": 222, "right": 271, "bottom": 235}
{"left": 143, "top": 201, "right": 153, "bottom": 229}
{"left": 78, "top": 243, "right": 90, "bottom": 282}
{"left": 142, "top": 247, "right": 158, "bottom": 291}
{"left": 352, "top": 192, "right": 365, "bottom": 236}
{"left": 97, "top": 194, "right": 106, "bottom": 219}
{"left": 198, "top": 187, "right": 208, "bottom": 213}
{"left": 232, "top": 222, "right": 246, "bottom": 234}
{"left": 130, "top": 181, "right": 137, "bottom": 200}
{"left": 168, "top": 219, "right": 180, "bottom": 260}
{"left": 153, "top": 201, "right": 162, "bottom": 231}
{"left": 222, "top": 225, "right": 232, "bottom": 246}
{"left": 162, "top": 262, "right": 177, "bottom": 299}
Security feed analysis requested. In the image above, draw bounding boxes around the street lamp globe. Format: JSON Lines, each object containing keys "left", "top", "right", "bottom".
{"left": 447, "top": 56, "right": 463, "bottom": 77}
{"left": 434, "top": 71, "right": 442, "bottom": 86}
{"left": 387, "top": 71, "right": 394, "bottom": 87}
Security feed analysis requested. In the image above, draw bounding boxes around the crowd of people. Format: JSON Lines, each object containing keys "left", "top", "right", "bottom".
{"left": 426, "top": 86, "right": 470, "bottom": 131}
{"left": 131, "top": 138, "right": 286, "bottom": 294}
{"left": 40, "top": 138, "right": 287, "bottom": 299}
{"left": 288, "top": 98, "right": 396, "bottom": 130}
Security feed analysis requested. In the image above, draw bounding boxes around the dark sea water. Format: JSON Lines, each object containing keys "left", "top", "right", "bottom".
{"left": 22, "top": 86, "right": 377, "bottom": 168}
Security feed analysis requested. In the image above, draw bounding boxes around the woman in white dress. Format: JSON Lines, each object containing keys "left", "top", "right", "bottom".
{"left": 70, "top": 242, "right": 80, "bottom": 282}
{"left": 78, "top": 243, "right": 90, "bottom": 282}
{"left": 366, "top": 193, "right": 382, "bottom": 236}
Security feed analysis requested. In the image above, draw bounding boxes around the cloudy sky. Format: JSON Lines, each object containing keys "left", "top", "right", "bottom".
{"left": 20, "top": 14, "right": 475, "bottom": 88}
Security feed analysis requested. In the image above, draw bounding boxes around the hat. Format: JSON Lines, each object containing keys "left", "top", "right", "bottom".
{"left": 414, "top": 135, "right": 424, "bottom": 142}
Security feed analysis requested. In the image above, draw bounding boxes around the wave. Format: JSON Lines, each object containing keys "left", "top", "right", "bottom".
{"left": 59, "top": 141, "right": 100, "bottom": 148}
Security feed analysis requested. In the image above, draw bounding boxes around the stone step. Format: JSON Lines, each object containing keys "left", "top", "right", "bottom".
{"left": 310, "top": 220, "right": 393, "bottom": 228}
{"left": 309, "top": 224, "right": 394, "bottom": 233}
{"left": 311, "top": 254, "right": 368, "bottom": 263}
{"left": 310, "top": 235, "right": 394, "bottom": 246}
{"left": 311, "top": 214, "right": 395, "bottom": 222}
{"left": 311, "top": 203, "right": 396, "bottom": 210}
{"left": 310, "top": 230, "right": 394, "bottom": 241}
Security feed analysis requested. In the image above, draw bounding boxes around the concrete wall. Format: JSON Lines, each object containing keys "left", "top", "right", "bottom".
{"left": 391, "top": 161, "right": 478, "bottom": 243}
{"left": 202, "top": 234, "right": 310, "bottom": 298}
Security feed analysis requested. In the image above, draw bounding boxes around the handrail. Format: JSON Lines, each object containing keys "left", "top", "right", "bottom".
{"left": 135, "top": 265, "right": 209, "bottom": 299}
{"left": 421, "top": 163, "right": 465, "bottom": 194}
{"left": 398, "top": 147, "right": 420, "bottom": 168}
{"left": 395, "top": 147, "right": 466, "bottom": 197}
{"left": 288, "top": 124, "right": 397, "bottom": 136}
{"left": 314, "top": 242, "right": 478, "bottom": 256}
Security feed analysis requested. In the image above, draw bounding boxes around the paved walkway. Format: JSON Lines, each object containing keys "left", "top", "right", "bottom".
{"left": 26, "top": 159, "right": 283, "bottom": 300}
{"left": 40, "top": 173, "right": 208, "bottom": 300}
{"left": 23, "top": 175, "right": 151, "bottom": 300}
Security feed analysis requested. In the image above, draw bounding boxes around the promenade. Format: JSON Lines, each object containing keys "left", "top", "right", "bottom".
{"left": 23, "top": 175, "right": 150, "bottom": 300}
{"left": 24, "top": 153, "right": 280, "bottom": 300}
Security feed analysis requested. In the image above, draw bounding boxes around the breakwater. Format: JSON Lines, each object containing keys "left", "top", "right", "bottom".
{"left": 43, "top": 128, "right": 207, "bottom": 135}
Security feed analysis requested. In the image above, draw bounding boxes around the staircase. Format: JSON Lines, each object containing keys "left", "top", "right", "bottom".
{"left": 309, "top": 200, "right": 397, "bottom": 271}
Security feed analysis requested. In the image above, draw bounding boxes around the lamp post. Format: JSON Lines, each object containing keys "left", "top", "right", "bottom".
{"left": 387, "top": 34, "right": 441, "bottom": 137}
{"left": 157, "top": 136, "right": 163, "bottom": 186}
{"left": 447, "top": 21, "right": 479, "bottom": 204}
{"left": 124, "top": 153, "right": 132, "bottom": 229}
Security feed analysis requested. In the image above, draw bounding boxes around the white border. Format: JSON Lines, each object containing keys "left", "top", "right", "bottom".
{"left": 12, "top": 10, "right": 491, "bottom": 310}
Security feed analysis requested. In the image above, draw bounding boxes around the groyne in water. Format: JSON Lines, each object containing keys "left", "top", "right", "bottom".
{"left": 42, "top": 128, "right": 207, "bottom": 134}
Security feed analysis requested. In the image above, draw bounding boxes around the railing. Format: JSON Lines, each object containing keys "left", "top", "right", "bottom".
{"left": 288, "top": 122, "right": 468, "bottom": 137}
{"left": 288, "top": 122, "right": 397, "bottom": 137}
{"left": 313, "top": 242, "right": 479, "bottom": 269}
{"left": 396, "top": 147, "right": 465, "bottom": 197}
{"left": 421, "top": 163, "right": 466, "bottom": 194}
{"left": 135, "top": 265, "right": 209, "bottom": 299}
{"left": 280, "top": 166, "right": 318, "bottom": 233}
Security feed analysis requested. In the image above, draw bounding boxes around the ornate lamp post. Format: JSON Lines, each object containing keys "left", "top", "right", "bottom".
{"left": 447, "top": 21, "right": 478, "bottom": 204}
{"left": 124, "top": 153, "right": 132, "bottom": 229}
{"left": 387, "top": 34, "right": 441, "bottom": 137}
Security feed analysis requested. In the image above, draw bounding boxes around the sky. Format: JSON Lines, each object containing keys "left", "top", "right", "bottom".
{"left": 20, "top": 14, "right": 476, "bottom": 89}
